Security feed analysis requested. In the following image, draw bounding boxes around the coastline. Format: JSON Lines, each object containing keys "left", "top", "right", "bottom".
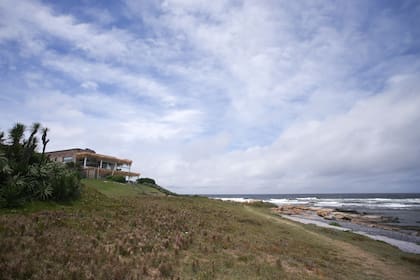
{"left": 273, "top": 203, "right": 420, "bottom": 255}
{"left": 211, "top": 195, "right": 420, "bottom": 254}
{"left": 280, "top": 214, "right": 420, "bottom": 254}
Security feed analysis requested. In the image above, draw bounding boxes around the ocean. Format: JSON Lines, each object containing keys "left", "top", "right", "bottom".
{"left": 207, "top": 193, "right": 420, "bottom": 227}
{"left": 207, "top": 193, "right": 420, "bottom": 253}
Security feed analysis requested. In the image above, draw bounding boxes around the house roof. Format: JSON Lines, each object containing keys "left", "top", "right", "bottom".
{"left": 47, "top": 148, "right": 133, "bottom": 165}
{"left": 75, "top": 151, "right": 132, "bottom": 165}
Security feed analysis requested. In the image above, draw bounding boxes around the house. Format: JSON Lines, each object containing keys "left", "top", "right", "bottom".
{"left": 46, "top": 148, "right": 140, "bottom": 179}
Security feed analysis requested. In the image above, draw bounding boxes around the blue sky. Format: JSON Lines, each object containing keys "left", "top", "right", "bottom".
{"left": 1, "top": 0, "right": 420, "bottom": 194}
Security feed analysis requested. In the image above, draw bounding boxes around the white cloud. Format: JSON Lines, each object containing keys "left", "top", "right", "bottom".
{"left": 149, "top": 75, "right": 420, "bottom": 193}
{"left": 80, "top": 81, "right": 98, "bottom": 90}
{"left": 1, "top": 0, "right": 419, "bottom": 194}
{"left": 42, "top": 53, "right": 176, "bottom": 104}
{"left": 0, "top": 0, "right": 130, "bottom": 58}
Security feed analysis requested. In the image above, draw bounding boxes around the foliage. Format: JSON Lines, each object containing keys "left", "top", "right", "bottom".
{"left": 136, "top": 177, "right": 156, "bottom": 185}
{"left": 0, "top": 175, "right": 26, "bottom": 208}
{"left": 28, "top": 162, "right": 81, "bottom": 201}
{"left": 136, "top": 177, "right": 176, "bottom": 196}
{"left": 0, "top": 122, "right": 81, "bottom": 208}
{"left": 247, "top": 200, "right": 278, "bottom": 208}
{"left": 106, "top": 175, "right": 127, "bottom": 183}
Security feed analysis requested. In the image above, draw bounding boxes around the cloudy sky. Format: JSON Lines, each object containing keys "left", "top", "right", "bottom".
{"left": 1, "top": 0, "right": 419, "bottom": 194}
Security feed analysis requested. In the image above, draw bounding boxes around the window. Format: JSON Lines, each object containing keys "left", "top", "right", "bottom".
{"left": 63, "top": 156, "right": 73, "bottom": 163}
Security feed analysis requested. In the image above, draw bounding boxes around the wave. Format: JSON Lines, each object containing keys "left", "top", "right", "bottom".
{"left": 212, "top": 196, "right": 420, "bottom": 209}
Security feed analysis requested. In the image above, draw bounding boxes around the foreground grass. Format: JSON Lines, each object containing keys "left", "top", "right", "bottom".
{"left": 0, "top": 182, "right": 419, "bottom": 279}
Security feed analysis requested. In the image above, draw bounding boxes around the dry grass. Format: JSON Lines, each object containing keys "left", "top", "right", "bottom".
{"left": 1, "top": 182, "right": 419, "bottom": 279}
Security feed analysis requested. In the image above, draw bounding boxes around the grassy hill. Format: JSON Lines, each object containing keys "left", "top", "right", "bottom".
{"left": 0, "top": 181, "right": 419, "bottom": 279}
{"left": 83, "top": 179, "right": 168, "bottom": 197}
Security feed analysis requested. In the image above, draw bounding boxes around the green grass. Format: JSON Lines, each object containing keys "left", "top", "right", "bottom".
{"left": 83, "top": 179, "right": 165, "bottom": 197}
{"left": 1, "top": 182, "right": 419, "bottom": 279}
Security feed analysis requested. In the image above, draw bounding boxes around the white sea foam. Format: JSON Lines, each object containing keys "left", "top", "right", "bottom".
{"left": 212, "top": 196, "right": 420, "bottom": 209}
{"left": 213, "top": 197, "right": 256, "bottom": 203}
{"left": 266, "top": 199, "right": 308, "bottom": 205}
{"left": 296, "top": 197, "right": 318, "bottom": 200}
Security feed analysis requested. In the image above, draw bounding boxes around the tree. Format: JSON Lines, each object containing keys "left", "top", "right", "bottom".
{"left": 0, "top": 122, "right": 81, "bottom": 207}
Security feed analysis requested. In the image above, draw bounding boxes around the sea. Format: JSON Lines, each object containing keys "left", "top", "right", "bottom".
{"left": 207, "top": 193, "right": 420, "bottom": 253}
{"left": 207, "top": 193, "right": 420, "bottom": 227}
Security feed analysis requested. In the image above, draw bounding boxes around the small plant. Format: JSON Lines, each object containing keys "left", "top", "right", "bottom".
{"left": 329, "top": 222, "right": 341, "bottom": 227}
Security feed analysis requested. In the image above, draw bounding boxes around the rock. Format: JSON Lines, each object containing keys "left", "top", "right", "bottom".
{"left": 316, "top": 209, "right": 332, "bottom": 217}
{"left": 323, "top": 215, "right": 335, "bottom": 220}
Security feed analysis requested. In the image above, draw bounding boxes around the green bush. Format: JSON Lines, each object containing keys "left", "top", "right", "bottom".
{"left": 29, "top": 162, "right": 81, "bottom": 201}
{"left": 329, "top": 222, "right": 341, "bottom": 227}
{"left": 136, "top": 178, "right": 177, "bottom": 196}
{"left": 0, "top": 175, "right": 26, "bottom": 208}
{"left": 136, "top": 177, "right": 156, "bottom": 185}
{"left": 0, "top": 122, "right": 82, "bottom": 208}
{"left": 106, "top": 175, "right": 126, "bottom": 183}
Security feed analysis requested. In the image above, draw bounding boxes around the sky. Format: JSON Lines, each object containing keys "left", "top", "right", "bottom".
{"left": 1, "top": 0, "right": 420, "bottom": 194}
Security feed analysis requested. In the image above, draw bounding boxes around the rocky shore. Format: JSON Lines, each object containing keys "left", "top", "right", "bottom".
{"left": 271, "top": 204, "right": 420, "bottom": 254}
{"left": 272, "top": 205, "right": 405, "bottom": 232}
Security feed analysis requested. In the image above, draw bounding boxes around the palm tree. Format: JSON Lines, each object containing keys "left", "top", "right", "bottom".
{"left": 6, "top": 122, "right": 42, "bottom": 174}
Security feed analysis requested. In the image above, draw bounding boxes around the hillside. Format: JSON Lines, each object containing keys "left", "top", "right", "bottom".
{"left": 83, "top": 179, "right": 169, "bottom": 197}
{"left": 0, "top": 181, "right": 419, "bottom": 279}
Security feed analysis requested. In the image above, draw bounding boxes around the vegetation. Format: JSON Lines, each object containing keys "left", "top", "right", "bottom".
{"left": 0, "top": 123, "right": 81, "bottom": 208}
{"left": 136, "top": 177, "right": 177, "bottom": 196}
{"left": 0, "top": 181, "right": 419, "bottom": 279}
{"left": 247, "top": 200, "right": 278, "bottom": 208}
{"left": 105, "top": 175, "right": 127, "bottom": 183}
{"left": 137, "top": 177, "right": 156, "bottom": 185}
{"left": 84, "top": 179, "right": 166, "bottom": 197}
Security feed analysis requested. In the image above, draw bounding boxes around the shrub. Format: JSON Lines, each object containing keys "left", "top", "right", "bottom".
{"left": 0, "top": 175, "right": 27, "bottom": 208}
{"left": 46, "top": 163, "right": 81, "bottom": 201}
{"left": 106, "top": 175, "right": 126, "bottom": 183}
{"left": 0, "top": 122, "right": 82, "bottom": 207}
{"left": 27, "top": 162, "right": 81, "bottom": 202}
{"left": 137, "top": 177, "right": 156, "bottom": 185}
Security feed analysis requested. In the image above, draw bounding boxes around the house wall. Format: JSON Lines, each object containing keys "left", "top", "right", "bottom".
{"left": 47, "top": 148, "right": 95, "bottom": 163}
{"left": 46, "top": 148, "right": 139, "bottom": 178}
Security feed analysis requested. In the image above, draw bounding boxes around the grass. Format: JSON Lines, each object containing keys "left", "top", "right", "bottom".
{"left": 1, "top": 180, "right": 419, "bottom": 279}
{"left": 246, "top": 200, "right": 278, "bottom": 208}
{"left": 83, "top": 179, "right": 166, "bottom": 197}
